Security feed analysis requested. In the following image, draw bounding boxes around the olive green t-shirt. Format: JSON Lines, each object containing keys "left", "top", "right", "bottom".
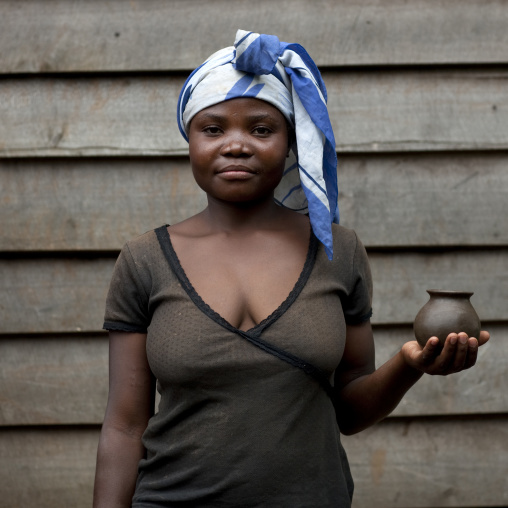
{"left": 104, "top": 223, "right": 372, "bottom": 507}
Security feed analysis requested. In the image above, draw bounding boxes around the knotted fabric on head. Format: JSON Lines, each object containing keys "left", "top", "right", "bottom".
{"left": 177, "top": 30, "right": 339, "bottom": 259}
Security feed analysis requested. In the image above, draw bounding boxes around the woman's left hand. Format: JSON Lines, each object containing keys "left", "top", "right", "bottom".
{"left": 401, "top": 331, "right": 490, "bottom": 376}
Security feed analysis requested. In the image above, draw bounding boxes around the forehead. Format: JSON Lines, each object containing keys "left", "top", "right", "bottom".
{"left": 192, "top": 97, "right": 286, "bottom": 123}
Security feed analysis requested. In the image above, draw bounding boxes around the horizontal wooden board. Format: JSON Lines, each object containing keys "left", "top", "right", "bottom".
{"left": 0, "top": 158, "right": 207, "bottom": 251}
{"left": 368, "top": 250, "right": 508, "bottom": 325}
{"left": 0, "top": 325, "right": 504, "bottom": 426}
{"left": 1, "top": 153, "right": 507, "bottom": 251}
{"left": 0, "top": 251, "right": 506, "bottom": 333}
{"left": 0, "top": 427, "right": 98, "bottom": 508}
{"left": 0, "top": 335, "right": 108, "bottom": 425}
{"left": 1, "top": 69, "right": 507, "bottom": 157}
{"left": 342, "top": 416, "right": 508, "bottom": 507}
{"left": 0, "top": 258, "right": 112, "bottom": 334}
{"left": 1, "top": 0, "right": 508, "bottom": 73}
{"left": 1, "top": 417, "right": 507, "bottom": 508}
{"left": 338, "top": 153, "right": 508, "bottom": 248}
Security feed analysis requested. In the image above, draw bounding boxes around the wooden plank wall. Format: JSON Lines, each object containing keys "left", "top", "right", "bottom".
{"left": 1, "top": 1, "right": 507, "bottom": 506}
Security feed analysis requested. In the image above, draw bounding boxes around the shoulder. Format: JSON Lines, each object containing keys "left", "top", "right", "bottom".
{"left": 121, "top": 226, "right": 166, "bottom": 259}
{"left": 113, "top": 226, "right": 168, "bottom": 284}
{"left": 330, "top": 223, "right": 362, "bottom": 256}
{"left": 314, "top": 224, "right": 370, "bottom": 278}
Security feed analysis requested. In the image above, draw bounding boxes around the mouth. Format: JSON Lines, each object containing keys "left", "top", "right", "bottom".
{"left": 217, "top": 165, "right": 256, "bottom": 174}
{"left": 216, "top": 166, "right": 257, "bottom": 179}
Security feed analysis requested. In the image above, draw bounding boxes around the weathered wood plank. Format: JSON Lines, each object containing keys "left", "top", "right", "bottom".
{"left": 1, "top": 69, "right": 507, "bottom": 157}
{"left": 2, "top": 153, "right": 506, "bottom": 251}
{"left": 338, "top": 153, "right": 508, "bottom": 248}
{"left": 369, "top": 251, "right": 508, "bottom": 325}
{"left": 331, "top": 69, "right": 508, "bottom": 152}
{"left": 1, "top": 418, "right": 507, "bottom": 508}
{"left": 0, "top": 427, "right": 98, "bottom": 508}
{"left": 0, "top": 325, "right": 504, "bottom": 426}
{"left": 0, "top": 251, "right": 506, "bottom": 332}
{"left": 1, "top": 0, "right": 508, "bottom": 73}
{"left": 0, "top": 335, "right": 108, "bottom": 426}
{"left": 0, "top": 259, "right": 112, "bottom": 334}
{"left": 0, "top": 158, "right": 207, "bottom": 251}
{"left": 342, "top": 416, "right": 508, "bottom": 507}
{"left": 0, "top": 76, "right": 181, "bottom": 157}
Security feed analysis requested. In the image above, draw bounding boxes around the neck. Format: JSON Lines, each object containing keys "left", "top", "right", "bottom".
{"left": 202, "top": 194, "right": 287, "bottom": 233}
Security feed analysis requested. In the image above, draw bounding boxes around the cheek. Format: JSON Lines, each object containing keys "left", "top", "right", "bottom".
{"left": 263, "top": 140, "right": 289, "bottom": 171}
{"left": 189, "top": 140, "right": 212, "bottom": 170}
{"left": 188, "top": 145, "right": 217, "bottom": 194}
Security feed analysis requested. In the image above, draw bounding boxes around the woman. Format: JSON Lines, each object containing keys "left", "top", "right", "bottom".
{"left": 93, "top": 30, "right": 489, "bottom": 507}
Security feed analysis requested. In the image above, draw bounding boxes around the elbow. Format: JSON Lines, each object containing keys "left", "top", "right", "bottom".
{"left": 339, "top": 427, "right": 356, "bottom": 437}
{"left": 336, "top": 410, "right": 385, "bottom": 436}
{"left": 337, "top": 422, "right": 363, "bottom": 436}
{"left": 338, "top": 415, "right": 388, "bottom": 436}
{"left": 336, "top": 414, "right": 359, "bottom": 436}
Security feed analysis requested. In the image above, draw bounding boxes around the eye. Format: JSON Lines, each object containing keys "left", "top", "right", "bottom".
{"left": 203, "top": 125, "right": 223, "bottom": 135}
{"left": 252, "top": 126, "right": 272, "bottom": 136}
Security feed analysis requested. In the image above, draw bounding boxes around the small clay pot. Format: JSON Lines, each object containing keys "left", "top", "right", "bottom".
{"left": 413, "top": 290, "right": 481, "bottom": 348}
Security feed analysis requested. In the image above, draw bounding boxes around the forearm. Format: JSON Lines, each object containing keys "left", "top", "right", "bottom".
{"left": 93, "top": 423, "right": 146, "bottom": 508}
{"left": 336, "top": 350, "right": 423, "bottom": 435}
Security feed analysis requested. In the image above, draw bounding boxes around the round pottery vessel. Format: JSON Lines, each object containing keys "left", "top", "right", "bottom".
{"left": 413, "top": 290, "right": 481, "bottom": 348}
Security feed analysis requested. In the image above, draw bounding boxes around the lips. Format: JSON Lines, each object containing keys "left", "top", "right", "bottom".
{"left": 216, "top": 165, "right": 257, "bottom": 179}
{"left": 216, "top": 165, "right": 256, "bottom": 174}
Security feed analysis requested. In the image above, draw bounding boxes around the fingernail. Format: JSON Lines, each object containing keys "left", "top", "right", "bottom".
{"left": 459, "top": 335, "right": 468, "bottom": 344}
{"left": 450, "top": 336, "right": 457, "bottom": 345}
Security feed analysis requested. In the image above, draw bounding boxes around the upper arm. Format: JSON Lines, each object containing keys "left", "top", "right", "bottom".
{"left": 103, "top": 331, "right": 155, "bottom": 436}
{"left": 334, "top": 321, "right": 376, "bottom": 393}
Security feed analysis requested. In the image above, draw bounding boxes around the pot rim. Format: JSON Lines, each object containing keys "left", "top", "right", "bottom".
{"left": 426, "top": 289, "right": 474, "bottom": 297}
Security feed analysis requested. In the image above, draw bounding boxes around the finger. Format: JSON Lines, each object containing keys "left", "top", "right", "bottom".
{"left": 478, "top": 330, "right": 490, "bottom": 346}
{"left": 420, "top": 337, "right": 441, "bottom": 364}
{"left": 433, "top": 333, "right": 460, "bottom": 374}
{"left": 450, "top": 332, "right": 470, "bottom": 372}
{"left": 464, "top": 337, "right": 479, "bottom": 369}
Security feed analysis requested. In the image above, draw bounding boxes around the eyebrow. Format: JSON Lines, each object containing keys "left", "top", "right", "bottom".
{"left": 195, "top": 112, "right": 225, "bottom": 122}
{"left": 197, "top": 112, "right": 279, "bottom": 123}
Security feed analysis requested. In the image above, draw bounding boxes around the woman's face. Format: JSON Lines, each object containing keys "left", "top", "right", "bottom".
{"left": 188, "top": 98, "right": 289, "bottom": 204}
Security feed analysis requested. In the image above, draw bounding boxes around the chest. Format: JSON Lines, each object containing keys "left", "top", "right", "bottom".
{"left": 145, "top": 252, "right": 348, "bottom": 388}
{"left": 170, "top": 232, "right": 309, "bottom": 331}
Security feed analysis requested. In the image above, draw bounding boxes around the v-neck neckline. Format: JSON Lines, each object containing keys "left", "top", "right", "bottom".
{"left": 155, "top": 224, "right": 319, "bottom": 336}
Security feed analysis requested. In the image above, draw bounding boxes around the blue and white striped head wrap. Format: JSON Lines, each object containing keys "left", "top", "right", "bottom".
{"left": 177, "top": 30, "right": 339, "bottom": 259}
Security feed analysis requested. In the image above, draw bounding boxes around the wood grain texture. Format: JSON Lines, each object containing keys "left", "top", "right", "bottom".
{"left": 1, "top": 0, "right": 508, "bottom": 73}
{"left": 0, "top": 325, "right": 504, "bottom": 426}
{"left": 338, "top": 152, "right": 508, "bottom": 248}
{"left": 1, "top": 417, "right": 507, "bottom": 508}
{"left": 1, "top": 153, "right": 506, "bottom": 252}
{"left": 0, "top": 335, "right": 108, "bottom": 426}
{"left": 342, "top": 416, "right": 508, "bottom": 507}
{"left": 1, "top": 251, "right": 506, "bottom": 333}
{"left": 1, "top": 69, "right": 507, "bottom": 157}
{"left": 0, "top": 427, "right": 98, "bottom": 508}
{"left": 330, "top": 69, "right": 508, "bottom": 152}
{"left": 0, "top": 158, "right": 207, "bottom": 251}
{"left": 369, "top": 250, "right": 508, "bottom": 325}
{"left": 0, "top": 258, "right": 112, "bottom": 334}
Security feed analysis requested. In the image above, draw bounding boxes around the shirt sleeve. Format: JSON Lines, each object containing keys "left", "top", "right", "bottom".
{"left": 342, "top": 232, "right": 373, "bottom": 325}
{"left": 103, "top": 243, "right": 151, "bottom": 333}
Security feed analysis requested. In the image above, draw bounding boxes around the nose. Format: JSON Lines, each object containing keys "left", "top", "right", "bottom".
{"left": 220, "top": 131, "right": 252, "bottom": 157}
